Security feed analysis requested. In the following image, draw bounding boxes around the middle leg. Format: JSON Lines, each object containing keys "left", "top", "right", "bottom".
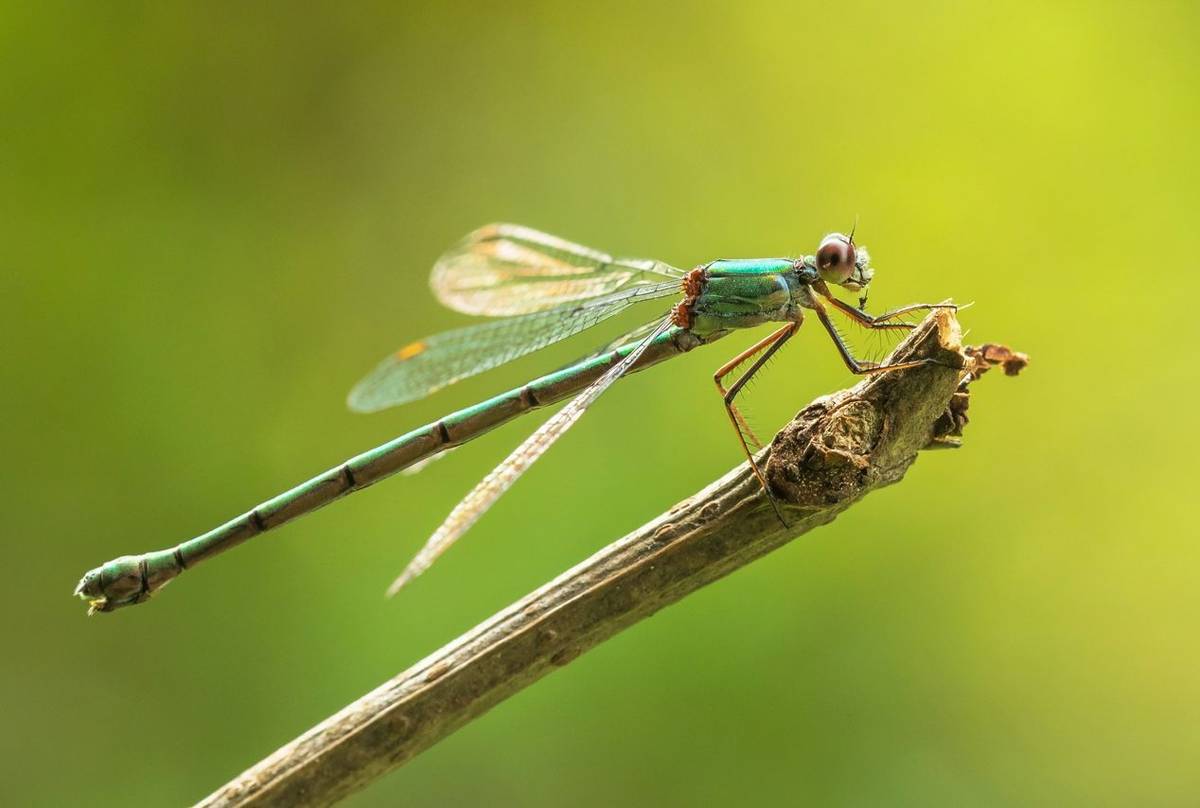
{"left": 713, "top": 321, "right": 800, "bottom": 521}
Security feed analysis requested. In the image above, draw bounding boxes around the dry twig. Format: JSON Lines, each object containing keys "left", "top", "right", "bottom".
{"left": 198, "top": 309, "right": 1024, "bottom": 807}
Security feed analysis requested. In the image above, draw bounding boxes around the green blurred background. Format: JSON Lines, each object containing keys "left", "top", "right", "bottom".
{"left": 4, "top": 2, "right": 1198, "bottom": 805}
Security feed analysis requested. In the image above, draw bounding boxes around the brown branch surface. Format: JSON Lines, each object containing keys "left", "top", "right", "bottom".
{"left": 198, "top": 310, "right": 1019, "bottom": 807}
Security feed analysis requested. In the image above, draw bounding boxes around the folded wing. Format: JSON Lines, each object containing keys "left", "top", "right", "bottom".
{"left": 431, "top": 223, "right": 684, "bottom": 316}
{"left": 347, "top": 282, "right": 680, "bottom": 412}
{"left": 386, "top": 317, "right": 675, "bottom": 594}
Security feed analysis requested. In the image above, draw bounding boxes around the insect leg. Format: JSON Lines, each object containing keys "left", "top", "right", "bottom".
{"left": 713, "top": 322, "right": 800, "bottom": 524}
{"left": 712, "top": 327, "right": 792, "bottom": 448}
{"left": 811, "top": 297, "right": 936, "bottom": 375}
{"left": 822, "top": 292, "right": 955, "bottom": 330}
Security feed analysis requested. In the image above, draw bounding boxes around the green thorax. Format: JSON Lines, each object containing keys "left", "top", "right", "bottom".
{"left": 688, "top": 258, "right": 812, "bottom": 336}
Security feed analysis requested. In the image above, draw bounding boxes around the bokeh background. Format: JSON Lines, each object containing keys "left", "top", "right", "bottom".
{"left": 4, "top": 2, "right": 1198, "bottom": 805}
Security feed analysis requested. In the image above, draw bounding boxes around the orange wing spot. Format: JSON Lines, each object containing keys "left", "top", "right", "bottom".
{"left": 394, "top": 341, "right": 427, "bottom": 361}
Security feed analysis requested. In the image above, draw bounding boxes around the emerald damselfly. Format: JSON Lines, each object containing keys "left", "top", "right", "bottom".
{"left": 75, "top": 224, "right": 951, "bottom": 613}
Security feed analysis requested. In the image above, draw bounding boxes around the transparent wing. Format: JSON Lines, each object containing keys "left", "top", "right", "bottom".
{"left": 560, "top": 316, "right": 666, "bottom": 368}
{"left": 431, "top": 223, "right": 684, "bottom": 316}
{"left": 386, "top": 317, "right": 675, "bottom": 595}
{"left": 347, "top": 282, "right": 680, "bottom": 412}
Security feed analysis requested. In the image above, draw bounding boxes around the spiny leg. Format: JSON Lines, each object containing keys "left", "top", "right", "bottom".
{"left": 713, "top": 322, "right": 799, "bottom": 523}
{"left": 816, "top": 283, "right": 955, "bottom": 330}
{"left": 713, "top": 326, "right": 792, "bottom": 449}
{"left": 811, "top": 297, "right": 937, "bottom": 375}
{"left": 866, "top": 301, "right": 957, "bottom": 324}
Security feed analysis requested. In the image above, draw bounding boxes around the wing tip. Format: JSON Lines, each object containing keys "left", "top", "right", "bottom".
{"left": 346, "top": 373, "right": 394, "bottom": 413}
{"left": 345, "top": 389, "right": 376, "bottom": 413}
{"left": 467, "top": 222, "right": 521, "bottom": 244}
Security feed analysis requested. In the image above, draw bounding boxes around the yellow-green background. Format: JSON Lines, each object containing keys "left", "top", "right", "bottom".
{"left": 4, "top": 2, "right": 1197, "bottom": 805}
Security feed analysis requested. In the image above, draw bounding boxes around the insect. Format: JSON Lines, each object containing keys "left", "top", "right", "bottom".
{"left": 75, "top": 224, "right": 953, "bottom": 613}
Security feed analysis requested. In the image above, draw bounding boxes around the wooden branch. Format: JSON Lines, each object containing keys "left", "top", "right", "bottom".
{"left": 197, "top": 309, "right": 1022, "bottom": 807}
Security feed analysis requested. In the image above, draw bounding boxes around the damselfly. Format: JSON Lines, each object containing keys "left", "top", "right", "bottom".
{"left": 76, "top": 224, "right": 953, "bottom": 613}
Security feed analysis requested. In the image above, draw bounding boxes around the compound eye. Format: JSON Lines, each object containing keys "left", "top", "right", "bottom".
{"left": 816, "top": 241, "right": 842, "bottom": 270}
{"left": 816, "top": 235, "right": 855, "bottom": 271}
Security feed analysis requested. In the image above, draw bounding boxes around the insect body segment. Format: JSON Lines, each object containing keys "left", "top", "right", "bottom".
{"left": 687, "top": 259, "right": 808, "bottom": 336}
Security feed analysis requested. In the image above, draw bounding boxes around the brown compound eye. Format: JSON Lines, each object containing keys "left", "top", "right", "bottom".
{"left": 816, "top": 234, "right": 856, "bottom": 282}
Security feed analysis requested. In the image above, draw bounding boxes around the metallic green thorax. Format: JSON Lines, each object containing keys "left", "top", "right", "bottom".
{"left": 688, "top": 259, "right": 814, "bottom": 337}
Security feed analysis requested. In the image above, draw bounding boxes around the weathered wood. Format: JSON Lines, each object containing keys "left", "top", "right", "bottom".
{"left": 198, "top": 309, "right": 1016, "bottom": 807}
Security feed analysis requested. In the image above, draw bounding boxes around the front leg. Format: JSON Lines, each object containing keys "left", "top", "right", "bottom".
{"left": 810, "top": 295, "right": 941, "bottom": 375}
{"left": 813, "top": 279, "right": 955, "bottom": 330}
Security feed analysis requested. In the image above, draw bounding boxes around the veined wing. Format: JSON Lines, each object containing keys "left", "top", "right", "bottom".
{"left": 347, "top": 282, "right": 680, "bottom": 412}
{"left": 431, "top": 223, "right": 684, "bottom": 316}
{"left": 386, "top": 317, "right": 675, "bottom": 595}
{"left": 561, "top": 316, "right": 666, "bottom": 368}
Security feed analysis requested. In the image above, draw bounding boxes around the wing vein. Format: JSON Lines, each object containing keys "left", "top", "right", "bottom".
{"left": 348, "top": 281, "right": 679, "bottom": 412}
{"left": 386, "top": 317, "right": 674, "bottom": 595}
{"left": 431, "top": 223, "right": 683, "bottom": 316}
